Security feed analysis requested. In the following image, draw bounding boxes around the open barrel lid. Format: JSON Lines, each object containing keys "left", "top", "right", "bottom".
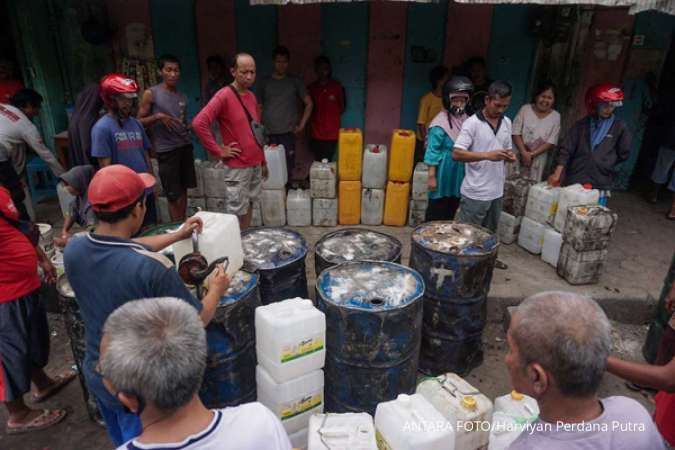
{"left": 315, "top": 228, "right": 401, "bottom": 265}
{"left": 412, "top": 221, "right": 498, "bottom": 256}
{"left": 317, "top": 261, "right": 424, "bottom": 311}
{"left": 241, "top": 228, "right": 308, "bottom": 270}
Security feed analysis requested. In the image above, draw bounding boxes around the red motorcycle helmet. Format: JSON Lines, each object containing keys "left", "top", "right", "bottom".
{"left": 100, "top": 73, "right": 138, "bottom": 108}
{"left": 585, "top": 83, "right": 624, "bottom": 113}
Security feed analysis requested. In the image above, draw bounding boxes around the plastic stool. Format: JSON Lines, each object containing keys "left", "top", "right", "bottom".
{"left": 26, "top": 157, "right": 58, "bottom": 203}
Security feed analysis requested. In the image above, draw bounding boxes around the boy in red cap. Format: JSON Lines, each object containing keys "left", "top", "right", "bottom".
{"left": 63, "top": 165, "right": 230, "bottom": 446}
{"left": 0, "top": 184, "right": 75, "bottom": 434}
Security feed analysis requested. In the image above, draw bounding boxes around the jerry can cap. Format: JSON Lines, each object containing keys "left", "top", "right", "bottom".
{"left": 462, "top": 396, "right": 477, "bottom": 410}
{"left": 511, "top": 390, "right": 524, "bottom": 401}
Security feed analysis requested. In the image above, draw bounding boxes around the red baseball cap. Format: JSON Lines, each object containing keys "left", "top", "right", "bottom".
{"left": 88, "top": 165, "right": 155, "bottom": 212}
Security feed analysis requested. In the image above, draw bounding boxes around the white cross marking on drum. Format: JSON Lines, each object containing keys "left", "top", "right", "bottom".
{"left": 431, "top": 267, "right": 455, "bottom": 290}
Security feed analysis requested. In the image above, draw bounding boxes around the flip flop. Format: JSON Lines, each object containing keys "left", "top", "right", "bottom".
{"left": 31, "top": 370, "right": 77, "bottom": 403}
{"left": 6, "top": 408, "right": 67, "bottom": 434}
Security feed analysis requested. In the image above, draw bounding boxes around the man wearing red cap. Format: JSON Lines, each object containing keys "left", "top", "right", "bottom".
{"left": 549, "top": 84, "right": 632, "bottom": 205}
{"left": 0, "top": 184, "right": 75, "bottom": 434}
{"left": 91, "top": 74, "right": 156, "bottom": 227}
{"left": 63, "top": 165, "right": 230, "bottom": 446}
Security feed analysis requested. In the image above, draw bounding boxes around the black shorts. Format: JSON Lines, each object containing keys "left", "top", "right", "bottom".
{"left": 0, "top": 290, "right": 50, "bottom": 402}
{"left": 310, "top": 139, "right": 337, "bottom": 162}
{"left": 157, "top": 145, "right": 197, "bottom": 201}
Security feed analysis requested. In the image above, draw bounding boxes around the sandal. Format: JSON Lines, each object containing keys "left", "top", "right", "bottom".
{"left": 6, "top": 408, "right": 67, "bottom": 434}
{"left": 495, "top": 260, "right": 508, "bottom": 270}
{"left": 32, "top": 370, "right": 77, "bottom": 403}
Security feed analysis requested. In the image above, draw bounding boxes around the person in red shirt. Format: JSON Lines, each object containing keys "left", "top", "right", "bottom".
{"left": 0, "top": 59, "right": 23, "bottom": 104}
{"left": 192, "top": 53, "right": 267, "bottom": 230}
{"left": 0, "top": 185, "right": 75, "bottom": 434}
{"left": 307, "top": 56, "right": 345, "bottom": 162}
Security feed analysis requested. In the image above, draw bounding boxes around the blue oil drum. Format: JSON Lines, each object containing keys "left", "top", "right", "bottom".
{"left": 410, "top": 221, "right": 498, "bottom": 376}
{"left": 314, "top": 228, "right": 402, "bottom": 276}
{"left": 316, "top": 261, "right": 424, "bottom": 415}
{"left": 199, "top": 270, "right": 261, "bottom": 408}
{"left": 56, "top": 275, "right": 104, "bottom": 425}
{"left": 241, "top": 228, "right": 309, "bottom": 304}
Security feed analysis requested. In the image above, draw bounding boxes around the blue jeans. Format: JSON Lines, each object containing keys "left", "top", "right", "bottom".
{"left": 95, "top": 397, "right": 142, "bottom": 447}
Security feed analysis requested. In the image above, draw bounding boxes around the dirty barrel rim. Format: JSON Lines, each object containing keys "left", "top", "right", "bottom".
{"left": 218, "top": 270, "right": 258, "bottom": 306}
{"left": 317, "top": 260, "right": 424, "bottom": 310}
{"left": 412, "top": 221, "right": 499, "bottom": 256}
{"left": 315, "top": 228, "right": 402, "bottom": 266}
{"left": 241, "top": 228, "right": 308, "bottom": 270}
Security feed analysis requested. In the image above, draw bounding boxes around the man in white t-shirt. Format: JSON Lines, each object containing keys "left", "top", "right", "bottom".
{"left": 453, "top": 80, "right": 517, "bottom": 269}
{"left": 99, "top": 297, "right": 292, "bottom": 450}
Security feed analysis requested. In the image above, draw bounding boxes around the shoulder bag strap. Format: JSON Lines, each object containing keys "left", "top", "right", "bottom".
{"left": 227, "top": 85, "right": 254, "bottom": 122}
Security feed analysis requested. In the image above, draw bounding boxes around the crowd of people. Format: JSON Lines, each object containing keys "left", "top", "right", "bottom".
{"left": 0, "top": 45, "right": 674, "bottom": 449}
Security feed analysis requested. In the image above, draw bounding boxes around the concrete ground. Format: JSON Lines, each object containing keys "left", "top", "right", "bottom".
{"left": 1, "top": 190, "right": 672, "bottom": 449}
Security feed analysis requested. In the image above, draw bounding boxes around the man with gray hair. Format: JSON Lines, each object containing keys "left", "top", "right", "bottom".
{"left": 505, "top": 291, "right": 665, "bottom": 449}
{"left": 100, "top": 297, "right": 292, "bottom": 450}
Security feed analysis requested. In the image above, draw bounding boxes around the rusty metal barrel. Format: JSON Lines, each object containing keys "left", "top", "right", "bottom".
{"left": 241, "top": 228, "right": 309, "bottom": 304}
{"left": 316, "top": 261, "right": 424, "bottom": 415}
{"left": 314, "top": 228, "right": 402, "bottom": 276}
{"left": 56, "top": 275, "right": 103, "bottom": 424}
{"left": 199, "top": 270, "right": 261, "bottom": 408}
{"left": 410, "top": 221, "right": 499, "bottom": 375}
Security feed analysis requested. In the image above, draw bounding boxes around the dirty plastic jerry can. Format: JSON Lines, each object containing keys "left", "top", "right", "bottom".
{"left": 261, "top": 189, "right": 286, "bottom": 226}
{"left": 202, "top": 161, "right": 228, "bottom": 198}
{"left": 56, "top": 182, "right": 75, "bottom": 219}
{"left": 408, "top": 199, "right": 428, "bottom": 227}
{"left": 256, "top": 365, "right": 324, "bottom": 435}
{"left": 287, "top": 189, "right": 312, "bottom": 227}
{"left": 186, "top": 197, "right": 206, "bottom": 217}
{"left": 416, "top": 373, "right": 493, "bottom": 450}
{"left": 338, "top": 128, "right": 363, "bottom": 181}
{"left": 383, "top": 181, "right": 410, "bottom": 226}
{"left": 172, "top": 211, "right": 243, "bottom": 278}
{"left": 206, "top": 197, "right": 226, "bottom": 213}
{"left": 361, "top": 188, "right": 384, "bottom": 226}
{"left": 541, "top": 227, "right": 563, "bottom": 267}
{"left": 503, "top": 178, "right": 535, "bottom": 218}
{"left": 557, "top": 243, "right": 608, "bottom": 285}
{"left": 313, "top": 198, "right": 338, "bottom": 227}
{"left": 562, "top": 205, "right": 618, "bottom": 252}
{"left": 362, "top": 144, "right": 388, "bottom": 189}
{"left": 310, "top": 159, "right": 337, "bottom": 198}
{"left": 375, "top": 393, "right": 455, "bottom": 450}
{"left": 498, "top": 211, "right": 521, "bottom": 245}
{"left": 263, "top": 144, "right": 288, "bottom": 189}
{"left": 411, "top": 163, "right": 429, "bottom": 201}
{"left": 517, "top": 217, "right": 546, "bottom": 254}
{"left": 290, "top": 427, "right": 309, "bottom": 450}
{"left": 553, "top": 184, "right": 599, "bottom": 232}
{"left": 251, "top": 200, "right": 263, "bottom": 227}
{"left": 339, "top": 180, "right": 362, "bottom": 225}
{"left": 308, "top": 413, "right": 377, "bottom": 450}
{"left": 156, "top": 196, "right": 171, "bottom": 224}
{"left": 488, "top": 391, "right": 539, "bottom": 450}
{"left": 525, "top": 182, "right": 560, "bottom": 225}
{"left": 255, "top": 298, "right": 326, "bottom": 383}
{"left": 388, "top": 129, "right": 416, "bottom": 182}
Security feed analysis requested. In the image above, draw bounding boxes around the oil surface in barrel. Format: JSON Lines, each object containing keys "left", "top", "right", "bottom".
{"left": 241, "top": 228, "right": 309, "bottom": 304}
{"left": 56, "top": 276, "right": 103, "bottom": 424}
{"left": 200, "top": 271, "right": 261, "bottom": 408}
{"left": 410, "top": 221, "right": 498, "bottom": 376}
{"left": 316, "top": 261, "right": 424, "bottom": 416}
{"left": 314, "top": 228, "right": 402, "bottom": 275}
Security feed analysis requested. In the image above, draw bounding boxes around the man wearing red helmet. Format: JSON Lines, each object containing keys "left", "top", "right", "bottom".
{"left": 91, "top": 74, "right": 156, "bottom": 227}
{"left": 549, "top": 84, "right": 632, "bottom": 203}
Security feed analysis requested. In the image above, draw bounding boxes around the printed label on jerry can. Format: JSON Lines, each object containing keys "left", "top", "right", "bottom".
{"left": 280, "top": 391, "right": 323, "bottom": 421}
{"left": 280, "top": 334, "right": 324, "bottom": 363}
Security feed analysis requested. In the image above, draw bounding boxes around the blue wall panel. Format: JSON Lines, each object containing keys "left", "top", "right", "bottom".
{"left": 400, "top": 2, "right": 448, "bottom": 131}
{"left": 150, "top": 0, "right": 205, "bottom": 158}
{"left": 321, "top": 3, "right": 369, "bottom": 130}
{"left": 486, "top": 5, "right": 537, "bottom": 119}
{"left": 235, "top": 0, "right": 278, "bottom": 91}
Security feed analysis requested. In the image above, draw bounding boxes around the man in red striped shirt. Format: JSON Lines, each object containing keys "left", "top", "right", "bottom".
{"left": 0, "top": 185, "right": 75, "bottom": 434}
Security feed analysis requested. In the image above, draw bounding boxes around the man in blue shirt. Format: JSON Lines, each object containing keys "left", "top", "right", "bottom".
{"left": 91, "top": 74, "right": 157, "bottom": 227}
{"left": 63, "top": 165, "right": 230, "bottom": 447}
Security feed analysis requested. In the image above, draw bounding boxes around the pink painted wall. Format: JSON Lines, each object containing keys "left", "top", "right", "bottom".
{"left": 443, "top": 2, "right": 493, "bottom": 71}
{"left": 278, "top": 5, "right": 322, "bottom": 179}
{"left": 364, "top": 2, "right": 407, "bottom": 145}
{"left": 105, "top": 0, "right": 152, "bottom": 62}
{"left": 195, "top": 0, "right": 237, "bottom": 91}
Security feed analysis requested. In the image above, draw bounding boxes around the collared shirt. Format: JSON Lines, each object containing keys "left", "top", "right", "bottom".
{"left": 117, "top": 403, "right": 292, "bottom": 450}
{"left": 63, "top": 233, "right": 201, "bottom": 409}
{"left": 454, "top": 110, "right": 512, "bottom": 201}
